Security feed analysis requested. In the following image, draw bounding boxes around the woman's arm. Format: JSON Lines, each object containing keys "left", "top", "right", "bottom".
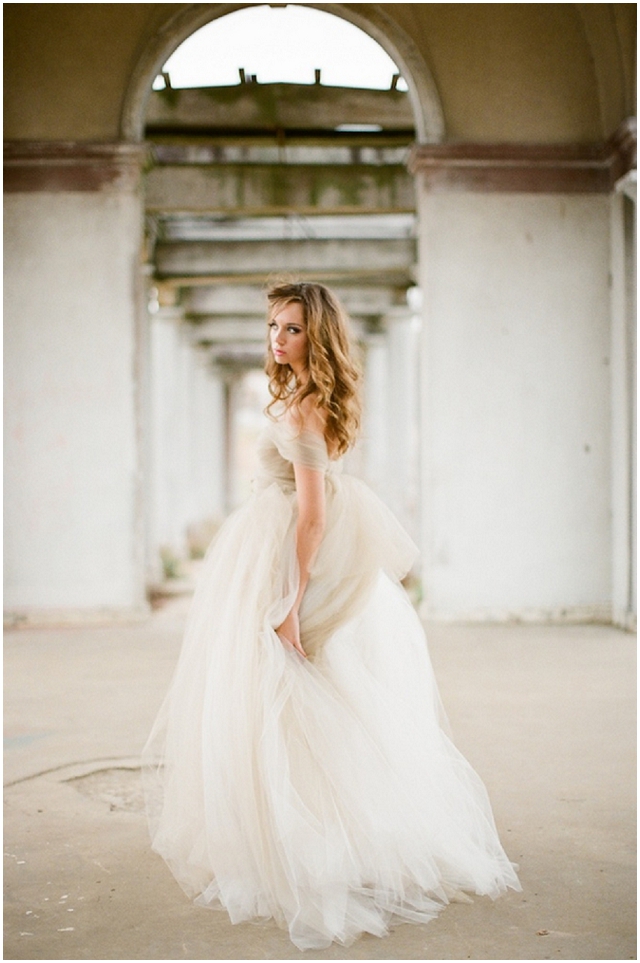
{"left": 275, "top": 461, "right": 326, "bottom": 658}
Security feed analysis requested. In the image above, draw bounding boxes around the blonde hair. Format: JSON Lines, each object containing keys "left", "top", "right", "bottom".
{"left": 265, "top": 281, "right": 362, "bottom": 457}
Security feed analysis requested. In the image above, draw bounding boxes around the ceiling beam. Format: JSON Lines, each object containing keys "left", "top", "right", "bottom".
{"left": 145, "top": 163, "right": 414, "bottom": 216}
{"left": 155, "top": 237, "right": 416, "bottom": 283}
{"left": 146, "top": 83, "right": 414, "bottom": 133}
{"left": 184, "top": 283, "right": 409, "bottom": 317}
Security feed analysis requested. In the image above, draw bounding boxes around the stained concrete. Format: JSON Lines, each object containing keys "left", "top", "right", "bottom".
{"left": 4, "top": 596, "right": 636, "bottom": 960}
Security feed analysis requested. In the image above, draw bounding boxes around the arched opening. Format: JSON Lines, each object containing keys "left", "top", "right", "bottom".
{"left": 153, "top": 5, "right": 410, "bottom": 91}
{"left": 134, "top": 4, "right": 435, "bottom": 592}
{"left": 120, "top": 3, "right": 444, "bottom": 144}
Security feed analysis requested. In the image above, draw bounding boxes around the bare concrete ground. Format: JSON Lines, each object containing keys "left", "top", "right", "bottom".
{"left": 4, "top": 596, "right": 636, "bottom": 961}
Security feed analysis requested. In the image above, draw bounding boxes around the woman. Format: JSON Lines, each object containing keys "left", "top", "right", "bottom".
{"left": 144, "top": 281, "right": 520, "bottom": 951}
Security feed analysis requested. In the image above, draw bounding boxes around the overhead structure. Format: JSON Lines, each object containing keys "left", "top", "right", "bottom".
{"left": 142, "top": 76, "right": 421, "bottom": 548}
{"left": 144, "top": 79, "right": 418, "bottom": 367}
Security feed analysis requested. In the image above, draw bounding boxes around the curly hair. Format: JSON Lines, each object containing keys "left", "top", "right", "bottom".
{"left": 265, "top": 280, "right": 362, "bottom": 457}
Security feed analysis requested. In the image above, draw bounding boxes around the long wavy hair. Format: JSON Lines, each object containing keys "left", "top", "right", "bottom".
{"left": 265, "top": 280, "right": 362, "bottom": 456}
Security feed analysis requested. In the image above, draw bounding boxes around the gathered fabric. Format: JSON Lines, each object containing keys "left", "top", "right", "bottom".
{"left": 143, "top": 419, "right": 521, "bottom": 950}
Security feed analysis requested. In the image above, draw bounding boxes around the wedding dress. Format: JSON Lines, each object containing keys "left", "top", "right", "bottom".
{"left": 143, "top": 418, "right": 521, "bottom": 950}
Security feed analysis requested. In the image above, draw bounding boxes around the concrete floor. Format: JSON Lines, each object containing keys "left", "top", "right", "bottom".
{"left": 4, "top": 594, "right": 636, "bottom": 961}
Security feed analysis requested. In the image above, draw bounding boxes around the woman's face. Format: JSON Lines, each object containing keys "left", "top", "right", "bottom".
{"left": 269, "top": 301, "right": 308, "bottom": 377}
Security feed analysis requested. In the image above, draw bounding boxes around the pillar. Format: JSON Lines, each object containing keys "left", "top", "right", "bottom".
{"left": 361, "top": 330, "right": 389, "bottom": 501}
{"left": 4, "top": 143, "right": 148, "bottom": 623}
{"left": 383, "top": 306, "right": 421, "bottom": 542}
{"left": 148, "top": 309, "right": 228, "bottom": 578}
{"left": 188, "top": 348, "right": 226, "bottom": 553}
{"left": 610, "top": 171, "right": 637, "bottom": 630}
{"left": 412, "top": 145, "right": 613, "bottom": 621}
{"left": 148, "top": 306, "right": 188, "bottom": 578}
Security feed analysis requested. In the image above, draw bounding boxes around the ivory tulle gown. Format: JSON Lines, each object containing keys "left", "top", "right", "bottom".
{"left": 143, "top": 418, "right": 521, "bottom": 950}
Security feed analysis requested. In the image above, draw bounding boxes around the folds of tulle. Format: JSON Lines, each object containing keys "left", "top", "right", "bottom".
{"left": 271, "top": 423, "right": 330, "bottom": 473}
{"left": 253, "top": 421, "right": 331, "bottom": 493}
{"left": 143, "top": 478, "right": 520, "bottom": 951}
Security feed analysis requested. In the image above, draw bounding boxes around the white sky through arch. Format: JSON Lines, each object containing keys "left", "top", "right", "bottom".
{"left": 157, "top": 4, "right": 407, "bottom": 91}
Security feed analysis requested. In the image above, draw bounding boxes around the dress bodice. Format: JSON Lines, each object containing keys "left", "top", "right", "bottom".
{"left": 253, "top": 420, "right": 341, "bottom": 493}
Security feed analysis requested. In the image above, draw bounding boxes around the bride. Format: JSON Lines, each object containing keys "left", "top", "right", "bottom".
{"left": 143, "top": 280, "right": 521, "bottom": 951}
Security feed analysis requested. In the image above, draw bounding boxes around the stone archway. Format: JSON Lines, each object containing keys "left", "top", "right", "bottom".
{"left": 119, "top": 3, "right": 444, "bottom": 144}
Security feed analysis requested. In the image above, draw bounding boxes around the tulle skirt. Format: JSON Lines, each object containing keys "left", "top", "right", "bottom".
{"left": 143, "top": 476, "right": 520, "bottom": 950}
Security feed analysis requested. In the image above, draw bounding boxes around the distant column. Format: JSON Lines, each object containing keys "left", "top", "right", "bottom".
{"left": 361, "top": 330, "right": 389, "bottom": 501}
{"left": 148, "top": 312, "right": 229, "bottom": 579}
{"left": 224, "top": 369, "right": 251, "bottom": 513}
{"left": 148, "top": 306, "right": 188, "bottom": 579}
{"left": 188, "top": 348, "right": 226, "bottom": 553}
{"left": 383, "top": 306, "right": 421, "bottom": 542}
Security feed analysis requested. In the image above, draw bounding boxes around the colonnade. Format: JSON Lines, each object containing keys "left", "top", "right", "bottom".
{"left": 3, "top": 71, "right": 636, "bottom": 629}
{"left": 4, "top": 146, "right": 636, "bottom": 627}
{"left": 144, "top": 295, "right": 424, "bottom": 584}
{"left": 147, "top": 306, "right": 226, "bottom": 583}
{"left": 361, "top": 306, "right": 421, "bottom": 539}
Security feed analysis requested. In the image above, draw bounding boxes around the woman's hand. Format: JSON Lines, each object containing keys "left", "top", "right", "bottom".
{"left": 276, "top": 609, "right": 306, "bottom": 658}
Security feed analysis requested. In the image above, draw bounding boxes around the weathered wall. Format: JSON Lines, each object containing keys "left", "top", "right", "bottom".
{"left": 379, "top": 3, "right": 600, "bottom": 142}
{"left": 4, "top": 4, "right": 156, "bottom": 141}
{"left": 416, "top": 190, "right": 612, "bottom": 619}
{"left": 4, "top": 190, "right": 146, "bottom": 619}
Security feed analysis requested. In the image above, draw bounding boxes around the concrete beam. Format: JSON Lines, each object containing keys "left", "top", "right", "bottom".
{"left": 188, "top": 319, "right": 267, "bottom": 343}
{"left": 184, "top": 283, "right": 409, "bottom": 318}
{"left": 190, "top": 315, "right": 370, "bottom": 348}
{"left": 207, "top": 344, "right": 265, "bottom": 370}
{"left": 185, "top": 286, "right": 271, "bottom": 317}
{"left": 146, "top": 84, "right": 414, "bottom": 133}
{"left": 151, "top": 142, "right": 412, "bottom": 166}
{"left": 145, "top": 164, "right": 414, "bottom": 216}
{"left": 155, "top": 238, "right": 416, "bottom": 285}
{"left": 157, "top": 213, "right": 416, "bottom": 243}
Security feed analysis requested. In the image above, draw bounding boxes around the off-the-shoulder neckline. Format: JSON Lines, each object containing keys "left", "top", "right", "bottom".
{"left": 272, "top": 419, "right": 341, "bottom": 462}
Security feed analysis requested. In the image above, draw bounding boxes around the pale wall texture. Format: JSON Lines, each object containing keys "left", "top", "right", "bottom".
{"left": 417, "top": 191, "right": 612, "bottom": 619}
{"left": 4, "top": 192, "right": 146, "bottom": 616}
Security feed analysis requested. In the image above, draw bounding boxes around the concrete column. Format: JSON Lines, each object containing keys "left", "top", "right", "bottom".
{"left": 383, "top": 306, "right": 421, "bottom": 542}
{"left": 610, "top": 175, "right": 637, "bottom": 630}
{"left": 225, "top": 371, "right": 248, "bottom": 513}
{"left": 148, "top": 307, "right": 187, "bottom": 578}
{"left": 140, "top": 267, "right": 156, "bottom": 588}
{"left": 4, "top": 189, "right": 147, "bottom": 622}
{"left": 148, "top": 313, "right": 228, "bottom": 579}
{"left": 176, "top": 327, "right": 198, "bottom": 548}
{"left": 414, "top": 185, "right": 612, "bottom": 621}
{"left": 361, "top": 331, "right": 389, "bottom": 501}
{"left": 188, "top": 349, "right": 226, "bottom": 551}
